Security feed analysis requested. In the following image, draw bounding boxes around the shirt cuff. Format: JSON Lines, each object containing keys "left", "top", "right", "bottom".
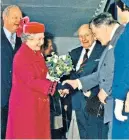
{"left": 76, "top": 79, "right": 82, "bottom": 90}
{"left": 115, "top": 99, "right": 124, "bottom": 103}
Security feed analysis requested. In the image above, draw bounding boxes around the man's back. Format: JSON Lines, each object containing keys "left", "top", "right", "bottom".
{"left": 79, "top": 25, "right": 125, "bottom": 123}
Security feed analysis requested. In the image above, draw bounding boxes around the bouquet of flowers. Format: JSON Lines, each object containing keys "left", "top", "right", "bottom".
{"left": 46, "top": 52, "right": 74, "bottom": 82}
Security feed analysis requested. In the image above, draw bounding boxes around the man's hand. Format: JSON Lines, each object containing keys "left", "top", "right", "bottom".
{"left": 98, "top": 89, "right": 108, "bottom": 104}
{"left": 114, "top": 99, "right": 128, "bottom": 121}
{"left": 58, "top": 89, "right": 69, "bottom": 97}
{"left": 62, "top": 79, "right": 79, "bottom": 89}
{"left": 84, "top": 91, "right": 91, "bottom": 97}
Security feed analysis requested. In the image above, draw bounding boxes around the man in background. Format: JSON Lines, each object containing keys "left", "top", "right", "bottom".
{"left": 1, "top": 5, "right": 22, "bottom": 139}
{"left": 67, "top": 24, "right": 106, "bottom": 139}
{"left": 63, "top": 13, "right": 125, "bottom": 139}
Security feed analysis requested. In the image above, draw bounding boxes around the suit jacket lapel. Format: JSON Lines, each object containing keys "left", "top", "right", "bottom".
{"left": 1, "top": 28, "right": 14, "bottom": 60}
{"left": 79, "top": 42, "right": 103, "bottom": 77}
{"left": 88, "top": 42, "right": 102, "bottom": 62}
{"left": 70, "top": 47, "right": 83, "bottom": 68}
{"left": 14, "top": 36, "right": 21, "bottom": 54}
{"left": 75, "top": 47, "right": 83, "bottom": 67}
{"left": 98, "top": 25, "right": 125, "bottom": 71}
{"left": 1, "top": 28, "right": 22, "bottom": 60}
{"left": 98, "top": 47, "right": 108, "bottom": 70}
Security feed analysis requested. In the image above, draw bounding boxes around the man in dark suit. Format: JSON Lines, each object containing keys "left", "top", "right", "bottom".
{"left": 63, "top": 13, "right": 125, "bottom": 139}
{"left": 66, "top": 24, "right": 108, "bottom": 139}
{"left": 1, "top": 5, "right": 22, "bottom": 139}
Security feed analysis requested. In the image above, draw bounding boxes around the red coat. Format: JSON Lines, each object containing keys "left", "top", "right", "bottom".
{"left": 6, "top": 43, "right": 56, "bottom": 139}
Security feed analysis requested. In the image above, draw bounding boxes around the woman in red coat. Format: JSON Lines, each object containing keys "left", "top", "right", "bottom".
{"left": 6, "top": 17, "right": 57, "bottom": 139}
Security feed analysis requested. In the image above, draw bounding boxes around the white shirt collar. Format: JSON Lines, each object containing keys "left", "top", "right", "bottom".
{"left": 3, "top": 27, "right": 16, "bottom": 43}
{"left": 110, "top": 24, "right": 120, "bottom": 40}
{"left": 76, "top": 41, "right": 96, "bottom": 71}
{"left": 82, "top": 41, "right": 96, "bottom": 58}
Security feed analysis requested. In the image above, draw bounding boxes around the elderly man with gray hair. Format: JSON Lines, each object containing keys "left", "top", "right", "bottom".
{"left": 63, "top": 12, "right": 125, "bottom": 139}
{"left": 1, "top": 5, "right": 22, "bottom": 139}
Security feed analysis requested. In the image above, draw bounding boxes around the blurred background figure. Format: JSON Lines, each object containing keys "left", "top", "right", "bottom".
{"left": 41, "top": 33, "right": 64, "bottom": 139}
{"left": 41, "top": 32, "right": 55, "bottom": 58}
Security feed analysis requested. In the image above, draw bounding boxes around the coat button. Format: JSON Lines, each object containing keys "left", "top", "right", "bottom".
{"left": 10, "top": 70, "right": 12, "bottom": 73}
{"left": 102, "top": 79, "right": 105, "bottom": 82}
{"left": 104, "top": 63, "right": 106, "bottom": 66}
{"left": 109, "top": 89, "right": 111, "bottom": 92}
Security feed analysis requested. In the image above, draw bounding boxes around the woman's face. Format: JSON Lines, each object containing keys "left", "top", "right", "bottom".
{"left": 44, "top": 39, "right": 53, "bottom": 56}
{"left": 30, "top": 33, "right": 45, "bottom": 51}
{"left": 117, "top": 6, "right": 128, "bottom": 24}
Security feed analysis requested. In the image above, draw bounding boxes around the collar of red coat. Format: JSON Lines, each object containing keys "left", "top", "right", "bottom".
{"left": 21, "top": 42, "right": 44, "bottom": 62}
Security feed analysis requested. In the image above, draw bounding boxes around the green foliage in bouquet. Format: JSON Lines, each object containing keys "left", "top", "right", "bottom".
{"left": 46, "top": 52, "right": 74, "bottom": 81}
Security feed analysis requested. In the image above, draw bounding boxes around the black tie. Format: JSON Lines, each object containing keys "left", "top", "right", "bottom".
{"left": 77, "top": 49, "right": 89, "bottom": 74}
{"left": 82, "top": 49, "right": 89, "bottom": 63}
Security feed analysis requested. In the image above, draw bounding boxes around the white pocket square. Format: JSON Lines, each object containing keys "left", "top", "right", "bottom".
{"left": 94, "top": 59, "right": 100, "bottom": 62}
{"left": 108, "top": 45, "right": 113, "bottom": 50}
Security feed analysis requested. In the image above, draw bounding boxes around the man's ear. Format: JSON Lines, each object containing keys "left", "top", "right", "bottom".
{"left": 2, "top": 13, "right": 7, "bottom": 22}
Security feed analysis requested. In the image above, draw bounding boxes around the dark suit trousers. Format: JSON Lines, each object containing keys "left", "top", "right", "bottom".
{"left": 76, "top": 109, "right": 108, "bottom": 139}
{"left": 1, "top": 105, "right": 8, "bottom": 139}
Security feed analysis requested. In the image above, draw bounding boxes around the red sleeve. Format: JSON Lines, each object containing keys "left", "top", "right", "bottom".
{"left": 14, "top": 62, "right": 57, "bottom": 96}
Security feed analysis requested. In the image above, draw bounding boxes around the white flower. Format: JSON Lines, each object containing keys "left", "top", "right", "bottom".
{"left": 53, "top": 58, "right": 58, "bottom": 63}
{"left": 45, "top": 53, "right": 73, "bottom": 82}
{"left": 54, "top": 55, "right": 58, "bottom": 59}
{"left": 51, "top": 52, "right": 55, "bottom": 55}
{"left": 57, "top": 69, "right": 62, "bottom": 75}
{"left": 56, "top": 66, "right": 60, "bottom": 71}
{"left": 60, "top": 55, "right": 67, "bottom": 60}
{"left": 46, "top": 72, "right": 60, "bottom": 82}
{"left": 47, "top": 57, "right": 51, "bottom": 61}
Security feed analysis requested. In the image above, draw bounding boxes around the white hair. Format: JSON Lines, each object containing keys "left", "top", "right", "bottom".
{"left": 21, "top": 33, "right": 36, "bottom": 42}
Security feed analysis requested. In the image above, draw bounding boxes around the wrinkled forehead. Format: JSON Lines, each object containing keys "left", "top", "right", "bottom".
{"left": 8, "top": 7, "right": 22, "bottom": 16}
{"left": 78, "top": 27, "right": 92, "bottom": 36}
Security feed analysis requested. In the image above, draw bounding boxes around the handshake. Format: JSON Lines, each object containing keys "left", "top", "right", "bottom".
{"left": 56, "top": 82, "right": 74, "bottom": 97}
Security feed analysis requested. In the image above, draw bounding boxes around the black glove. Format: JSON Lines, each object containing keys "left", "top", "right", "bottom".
{"left": 56, "top": 82, "right": 63, "bottom": 91}
{"left": 57, "top": 83, "right": 74, "bottom": 93}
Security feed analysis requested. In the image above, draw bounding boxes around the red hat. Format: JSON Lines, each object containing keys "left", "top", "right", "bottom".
{"left": 17, "top": 16, "right": 45, "bottom": 37}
